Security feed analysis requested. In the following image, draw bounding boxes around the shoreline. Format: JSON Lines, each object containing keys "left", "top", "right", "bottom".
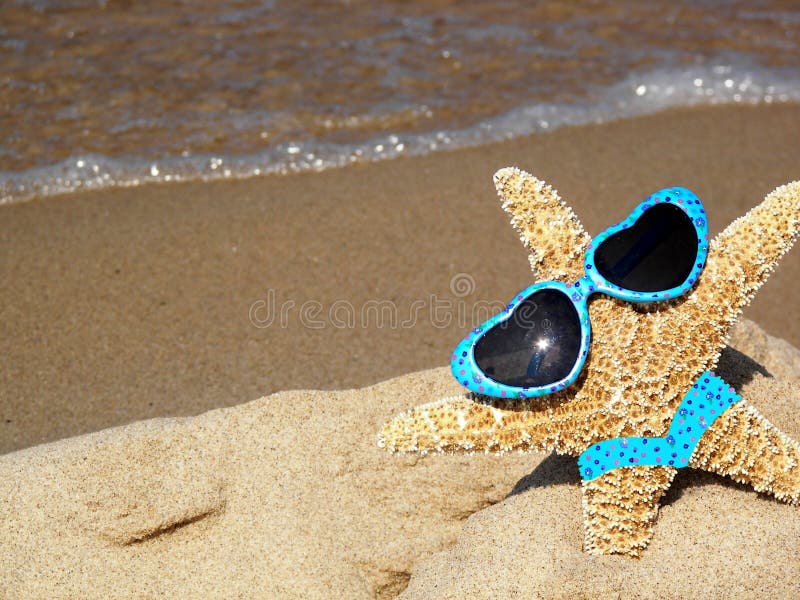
{"left": 2, "top": 102, "right": 799, "bottom": 453}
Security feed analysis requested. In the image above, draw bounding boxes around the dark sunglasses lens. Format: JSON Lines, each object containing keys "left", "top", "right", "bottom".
{"left": 593, "top": 203, "right": 698, "bottom": 293}
{"left": 473, "top": 289, "right": 582, "bottom": 388}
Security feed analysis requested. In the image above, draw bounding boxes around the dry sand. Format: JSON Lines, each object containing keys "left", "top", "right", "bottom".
{"left": 1, "top": 319, "right": 799, "bottom": 599}
{"left": 2, "top": 104, "right": 800, "bottom": 453}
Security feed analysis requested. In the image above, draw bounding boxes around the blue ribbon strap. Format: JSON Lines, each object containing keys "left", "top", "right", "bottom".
{"left": 578, "top": 371, "right": 742, "bottom": 481}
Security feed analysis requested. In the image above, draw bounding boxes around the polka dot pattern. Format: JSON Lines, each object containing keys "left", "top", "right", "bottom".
{"left": 578, "top": 371, "right": 742, "bottom": 480}
{"left": 452, "top": 187, "right": 709, "bottom": 399}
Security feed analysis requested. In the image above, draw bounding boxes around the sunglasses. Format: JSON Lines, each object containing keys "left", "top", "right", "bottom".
{"left": 451, "top": 187, "right": 709, "bottom": 399}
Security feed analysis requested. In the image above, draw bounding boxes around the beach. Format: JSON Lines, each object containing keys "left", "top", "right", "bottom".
{"left": 2, "top": 319, "right": 800, "bottom": 598}
{"left": 2, "top": 103, "right": 799, "bottom": 454}
{"left": 4, "top": 1, "right": 800, "bottom": 596}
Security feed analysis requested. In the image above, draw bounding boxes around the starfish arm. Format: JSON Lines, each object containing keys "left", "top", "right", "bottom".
{"left": 690, "top": 400, "right": 800, "bottom": 504}
{"left": 687, "top": 181, "right": 800, "bottom": 329}
{"left": 581, "top": 465, "right": 677, "bottom": 557}
{"left": 493, "top": 167, "right": 592, "bottom": 282}
{"left": 377, "top": 394, "right": 569, "bottom": 455}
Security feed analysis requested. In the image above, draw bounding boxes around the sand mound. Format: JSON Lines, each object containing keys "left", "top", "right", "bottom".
{"left": 2, "top": 319, "right": 800, "bottom": 598}
{"left": 401, "top": 379, "right": 800, "bottom": 600}
{"left": 0, "top": 365, "right": 535, "bottom": 598}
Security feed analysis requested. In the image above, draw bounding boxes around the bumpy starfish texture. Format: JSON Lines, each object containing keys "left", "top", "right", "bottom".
{"left": 378, "top": 167, "right": 800, "bottom": 556}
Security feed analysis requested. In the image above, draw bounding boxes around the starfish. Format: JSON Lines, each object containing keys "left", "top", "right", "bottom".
{"left": 379, "top": 167, "right": 800, "bottom": 556}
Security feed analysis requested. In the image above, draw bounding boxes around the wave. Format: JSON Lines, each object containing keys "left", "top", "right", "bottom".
{"left": 2, "top": 63, "right": 799, "bottom": 205}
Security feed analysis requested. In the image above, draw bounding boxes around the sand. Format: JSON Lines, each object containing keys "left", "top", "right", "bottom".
{"left": 1, "top": 318, "right": 799, "bottom": 599}
{"left": 2, "top": 103, "right": 800, "bottom": 454}
{"left": 3, "top": 100, "right": 800, "bottom": 596}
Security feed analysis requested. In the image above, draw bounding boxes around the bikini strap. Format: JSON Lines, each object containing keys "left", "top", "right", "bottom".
{"left": 578, "top": 371, "right": 742, "bottom": 481}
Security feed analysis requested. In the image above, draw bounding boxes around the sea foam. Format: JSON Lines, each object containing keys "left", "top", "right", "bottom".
{"left": 2, "top": 63, "right": 798, "bottom": 205}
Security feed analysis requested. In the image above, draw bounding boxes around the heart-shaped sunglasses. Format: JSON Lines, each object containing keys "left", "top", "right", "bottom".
{"left": 451, "top": 187, "right": 709, "bottom": 398}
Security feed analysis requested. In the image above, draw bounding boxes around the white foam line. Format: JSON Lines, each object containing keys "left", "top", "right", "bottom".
{"left": 2, "top": 63, "right": 799, "bottom": 205}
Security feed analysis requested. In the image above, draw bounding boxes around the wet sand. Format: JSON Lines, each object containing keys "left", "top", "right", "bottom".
{"left": 1, "top": 103, "right": 799, "bottom": 453}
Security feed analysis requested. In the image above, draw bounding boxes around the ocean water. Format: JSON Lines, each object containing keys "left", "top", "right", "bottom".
{"left": 2, "top": 0, "right": 799, "bottom": 203}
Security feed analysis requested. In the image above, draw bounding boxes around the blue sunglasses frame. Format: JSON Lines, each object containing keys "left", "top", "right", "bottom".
{"left": 451, "top": 187, "right": 709, "bottom": 399}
